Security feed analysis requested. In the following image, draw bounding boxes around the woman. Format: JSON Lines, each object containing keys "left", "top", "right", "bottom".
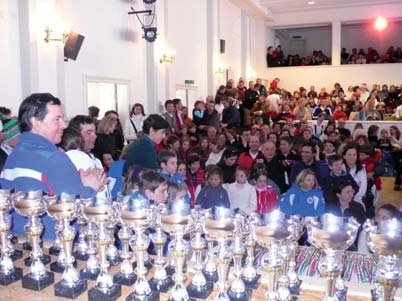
{"left": 124, "top": 103, "right": 146, "bottom": 143}
{"left": 93, "top": 116, "right": 117, "bottom": 160}
{"left": 342, "top": 143, "right": 367, "bottom": 209}
{"left": 217, "top": 146, "right": 238, "bottom": 184}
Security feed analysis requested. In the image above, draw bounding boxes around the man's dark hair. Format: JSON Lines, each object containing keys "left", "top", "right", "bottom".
{"left": 187, "top": 154, "right": 200, "bottom": 166}
{"left": 19, "top": 93, "right": 61, "bottom": 133}
{"left": 88, "top": 106, "right": 99, "bottom": 118}
{"left": 172, "top": 98, "right": 182, "bottom": 106}
{"left": 301, "top": 141, "right": 317, "bottom": 153}
{"left": 334, "top": 179, "right": 356, "bottom": 195}
{"left": 142, "top": 114, "right": 169, "bottom": 134}
{"left": 279, "top": 136, "right": 293, "bottom": 145}
{"left": 158, "top": 149, "right": 177, "bottom": 166}
{"left": 68, "top": 115, "right": 95, "bottom": 133}
{"left": 0, "top": 106, "right": 11, "bottom": 117}
{"left": 60, "top": 127, "right": 83, "bottom": 151}
{"left": 164, "top": 99, "right": 174, "bottom": 108}
{"left": 137, "top": 169, "right": 167, "bottom": 193}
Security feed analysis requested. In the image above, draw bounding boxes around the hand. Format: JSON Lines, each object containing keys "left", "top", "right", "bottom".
{"left": 79, "top": 168, "right": 108, "bottom": 192}
{"left": 256, "top": 158, "right": 264, "bottom": 164}
{"left": 221, "top": 123, "right": 228, "bottom": 128}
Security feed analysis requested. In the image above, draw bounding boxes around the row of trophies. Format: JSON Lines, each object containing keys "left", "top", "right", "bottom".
{"left": 0, "top": 189, "right": 401, "bottom": 301}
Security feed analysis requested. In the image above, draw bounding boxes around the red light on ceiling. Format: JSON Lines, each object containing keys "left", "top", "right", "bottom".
{"left": 374, "top": 16, "right": 388, "bottom": 31}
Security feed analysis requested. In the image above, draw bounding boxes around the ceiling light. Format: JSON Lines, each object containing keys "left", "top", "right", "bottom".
{"left": 374, "top": 16, "right": 388, "bottom": 31}
{"left": 308, "top": 1, "right": 315, "bottom": 4}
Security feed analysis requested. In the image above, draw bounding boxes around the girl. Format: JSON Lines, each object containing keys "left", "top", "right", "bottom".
{"left": 167, "top": 182, "right": 188, "bottom": 204}
{"left": 226, "top": 166, "right": 257, "bottom": 214}
{"left": 177, "top": 160, "right": 187, "bottom": 182}
{"left": 279, "top": 169, "right": 325, "bottom": 217}
{"left": 180, "top": 138, "right": 191, "bottom": 160}
{"left": 195, "top": 166, "right": 230, "bottom": 209}
{"left": 254, "top": 169, "right": 278, "bottom": 214}
{"left": 124, "top": 103, "right": 146, "bottom": 143}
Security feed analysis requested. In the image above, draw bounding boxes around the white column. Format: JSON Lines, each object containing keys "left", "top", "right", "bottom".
{"left": 241, "top": 9, "right": 248, "bottom": 78}
{"left": 206, "top": 0, "right": 218, "bottom": 95}
{"left": 332, "top": 21, "right": 341, "bottom": 66}
{"left": 265, "top": 26, "right": 275, "bottom": 49}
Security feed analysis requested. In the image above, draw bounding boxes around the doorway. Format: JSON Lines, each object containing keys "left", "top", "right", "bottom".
{"left": 175, "top": 84, "right": 199, "bottom": 111}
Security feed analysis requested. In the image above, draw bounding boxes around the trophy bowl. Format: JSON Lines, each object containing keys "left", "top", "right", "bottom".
{"left": 82, "top": 197, "right": 121, "bottom": 301}
{"left": 365, "top": 218, "right": 402, "bottom": 301}
{"left": 307, "top": 213, "right": 360, "bottom": 301}
{"left": 46, "top": 193, "right": 87, "bottom": 299}
{"left": 0, "top": 189, "right": 23, "bottom": 285}
{"left": 14, "top": 190, "right": 54, "bottom": 291}
{"left": 159, "top": 201, "right": 194, "bottom": 301}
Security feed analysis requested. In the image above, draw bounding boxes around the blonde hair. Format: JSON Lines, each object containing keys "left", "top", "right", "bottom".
{"left": 97, "top": 116, "right": 116, "bottom": 134}
{"left": 295, "top": 169, "right": 318, "bottom": 189}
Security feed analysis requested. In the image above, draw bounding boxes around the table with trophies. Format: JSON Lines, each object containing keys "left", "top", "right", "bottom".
{"left": 0, "top": 189, "right": 401, "bottom": 301}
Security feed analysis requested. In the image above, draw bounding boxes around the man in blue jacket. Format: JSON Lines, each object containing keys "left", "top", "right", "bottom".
{"left": 0, "top": 93, "right": 106, "bottom": 239}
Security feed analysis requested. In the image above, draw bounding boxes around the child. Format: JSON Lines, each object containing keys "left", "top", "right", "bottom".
{"left": 157, "top": 149, "right": 190, "bottom": 202}
{"left": 377, "top": 129, "right": 394, "bottom": 176}
{"left": 226, "top": 166, "right": 257, "bottom": 214}
{"left": 185, "top": 155, "right": 204, "bottom": 205}
{"left": 279, "top": 169, "right": 325, "bottom": 217}
{"left": 177, "top": 160, "right": 187, "bottom": 181}
{"left": 254, "top": 169, "right": 278, "bottom": 214}
{"left": 130, "top": 169, "right": 168, "bottom": 205}
{"left": 322, "top": 140, "right": 336, "bottom": 159}
{"left": 205, "top": 139, "right": 225, "bottom": 166}
{"left": 167, "top": 182, "right": 188, "bottom": 204}
{"left": 322, "top": 155, "right": 358, "bottom": 209}
{"left": 195, "top": 165, "right": 230, "bottom": 209}
{"left": 192, "top": 100, "right": 205, "bottom": 126}
{"left": 180, "top": 138, "right": 191, "bottom": 159}
{"left": 102, "top": 152, "right": 114, "bottom": 173}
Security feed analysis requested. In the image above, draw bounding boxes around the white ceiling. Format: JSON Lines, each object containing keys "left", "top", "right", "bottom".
{"left": 258, "top": 0, "right": 402, "bottom": 14}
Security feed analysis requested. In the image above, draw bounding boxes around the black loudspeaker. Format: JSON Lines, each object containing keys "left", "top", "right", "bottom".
{"left": 220, "top": 39, "right": 225, "bottom": 54}
{"left": 64, "top": 32, "right": 85, "bottom": 60}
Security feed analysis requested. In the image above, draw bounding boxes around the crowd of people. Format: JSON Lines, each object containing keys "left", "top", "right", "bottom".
{"left": 341, "top": 46, "right": 402, "bottom": 64}
{"left": 1, "top": 76, "right": 402, "bottom": 251}
{"left": 266, "top": 44, "right": 402, "bottom": 67}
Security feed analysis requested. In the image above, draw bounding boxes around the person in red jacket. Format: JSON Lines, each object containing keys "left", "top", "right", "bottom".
{"left": 185, "top": 154, "right": 205, "bottom": 205}
{"left": 333, "top": 104, "right": 348, "bottom": 121}
{"left": 254, "top": 168, "right": 278, "bottom": 213}
{"left": 237, "top": 135, "right": 264, "bottom": 170}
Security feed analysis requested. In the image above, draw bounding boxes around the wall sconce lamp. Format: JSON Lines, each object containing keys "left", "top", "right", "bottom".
{"left": 160, "top": 53, "right": 175, "bottom": 64}
{"left": 44, "top": 26, "right": 68, "bottom": 43}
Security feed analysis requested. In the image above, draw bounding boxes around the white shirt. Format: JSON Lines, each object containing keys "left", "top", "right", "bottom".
{"left": 267, "top": 94, "right": 281, "bottom": 110}
{"left": 225, "top": 182, "right": 257, "bottom": 214}
{"left": 124, "top": 114, "right": 146, "bottom": 142}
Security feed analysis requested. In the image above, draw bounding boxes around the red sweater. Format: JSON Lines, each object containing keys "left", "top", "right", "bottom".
{"left": 256, "top": 186, "right": 278, "bottom": 214}
{"left": 237, "top": 151, "right": 264, "bottom": 170}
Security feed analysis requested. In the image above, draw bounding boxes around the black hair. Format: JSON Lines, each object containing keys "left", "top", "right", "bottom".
{"left": 327, "top": 154, "right": 342, "bottom": 166}
{"left": 0, "top": 106, "right": 11, "bottom": 117}
{"left": 301, "top": 141, "right": 317, "bottom": 153}
{"left": 334, "top": 178, "right": 356, "bottom": 195}
{"left": 158, "top": 149, "right": 177, "bottom": 166}
{"left": 142, "top": 114, "right": 170, "bottom": 134}
{"left": 131, "top": 103, "right": 146, "bottom": 116}
{"left": 59, "top": 127, "right": 83, "bottom": 151}
{"left": 377, "top": 204, "right": 402, "bottom": 220}
{"left": 18, "top": 93, "right": 61, "bottom": 132}
{"left": 137, "top": 169, "right": 167, "bottom": 194}
{"left": 164, "top": 99, "right": 174, "bottom": 108}
{"left": 187, "top": 154, "right": 201, "bottom": 165}
{"left": 68, "top": 115, "right": 95, "bottom": 133}
{"left": 88, "top": 106, "right": 99, "bottom": 118}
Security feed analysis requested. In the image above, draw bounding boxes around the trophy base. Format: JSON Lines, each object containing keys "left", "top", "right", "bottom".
{"left": 10, "top": 235, "right": 18, "bottom": 244}
{"left": 149, "top": 276, "right": 174, "bottom": 293}
{"left": 107, "top": 255, "right": 122, "bottom": 267}
{"left": 242, "top": 274, "right": 261, "bottom": 289}
{"left": 133, "top": 260, "right": 153, "bottom": 270}
{"left": 22, "top": 241, "right": 43, "bottom": 251}
{"left": 187, "top": 281, "right": 213, "bottom": 299}
{"left": 228, "top": 288, "right": 252, "bottom": 301}
{"left": 48, "top": 246, "right": 61, "bottom": 256}
{"left": 203, "top": 270, "right": 218, "bottom": 283}
{"left": 54, "top": 278, "right": 87, "bottom": 299}
{"left": 126, "top": 291, "right": 160, "bottom": 301}
{"left": 289, "top": 281, "right": 302, "bottom": 295}
{"left": 80, "top": 267, "right": 100, "bottom": 280}
{"left": 113, "top": 272, "right": 137, "bottom": 286}
{"left": 24, "top": 254, "right": 51, "bottom": 267}
{"left": 10, "top": 250, "right": 23, "bottom": 261}
{"left": 88, "top": 284, "right": 121, "bottom": 301}
{"left": 21, "top": 271, "right": 54, "bottom": 291}
{"left": 50, "top": 260, "right": 77, "bottom": 273}
{"left": 0, "top": 267, "right": 23, "bottom": 286}
{"left": 73, "top": 251, "right": 89, "bottom": 261}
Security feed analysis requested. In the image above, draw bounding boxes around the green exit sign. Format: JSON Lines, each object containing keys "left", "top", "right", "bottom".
{"left": 184, "top": 80, "right": 194, "bottom": 85}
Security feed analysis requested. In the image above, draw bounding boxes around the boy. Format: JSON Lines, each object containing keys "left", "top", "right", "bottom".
{"left": 157, "top": 149, "right": 190, "bottom": 202}
{"left": 322, "top": 154, "right": 358, "bottom": 209}
{"left": 130, "top": 169, "right": 168, "bottom": 205}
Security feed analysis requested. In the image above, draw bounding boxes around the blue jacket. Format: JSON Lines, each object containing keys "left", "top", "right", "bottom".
{"left": 0, "top": 132, "right": 96, "bottom": 239}
{"left": 195, "top": 185, "right": 230, "bottom": 209}
{"left": 124, "top": 135, "right": 157, "bottom": 174}
{"left": 108, "top": 160, "right": 125, "bottom": 197}
{"left": 279, "top": 184, "right": 325, "bottom": 217}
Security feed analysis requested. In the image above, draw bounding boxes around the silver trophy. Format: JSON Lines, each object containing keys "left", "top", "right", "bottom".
{"left": 364, "top": 218, "right": 402, "bottom": 301}
{"left": 82, "top": 197, "right": 121, "bottom": 301}
{"left": 242, "top": 213, "right": 260, "bottom": 289}
{"left": 203, "top": 233, "right": 218, "bottom": 282}
{"left": 281, "top": 215, "right": 305, "bottom": 296}
{"left": 106, "top": 217, "right": 122, "bottom": 266}
{"left": 160, "top": 200, "right": 194, "bottom": 301}
{"left": 0, "top": 189, "right": 23, "bottom": 285}
{"left": 228, "top": 212, "right": 251, "bottom": 301}
{"left": 253, "top": 210, "right": 292, "bottom": 301}
{"left": 149, "top": 205, "right": 174, "bottom": 293}
{"left": 48, "top": 220, "right": 62, "bottom": 256}
{"left": 307, "top": 213, "right": 360, "bottom": 301}
{"left": 123, "top": 197, "right": 159, "bottom": 301}
{"left": 14, "top": 190, "right": 54, "bottom": 290}
{"left": 46, "top": 193, "right": 87, "bottom": 299}
{"left": 79, "top": 220, "right": 100, "bottom": 280}
{"left": 73, "top": 214, "right": 89, "bottom": 261}
{"left": 203, "top": 206, "right": 236, "bottom": 301}
{"left": 49, "top": 220, "right": 71, "bottom": 273}
{"left": 187, "top": 205, "right": 213, "bottom": 299}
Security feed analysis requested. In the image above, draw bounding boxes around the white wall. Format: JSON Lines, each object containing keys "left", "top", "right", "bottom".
{"left": 263, "top": 63, "right": 402, "bottom": 93}
{"left": 341, "top": 21, "right": 402, "bottom": 55}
